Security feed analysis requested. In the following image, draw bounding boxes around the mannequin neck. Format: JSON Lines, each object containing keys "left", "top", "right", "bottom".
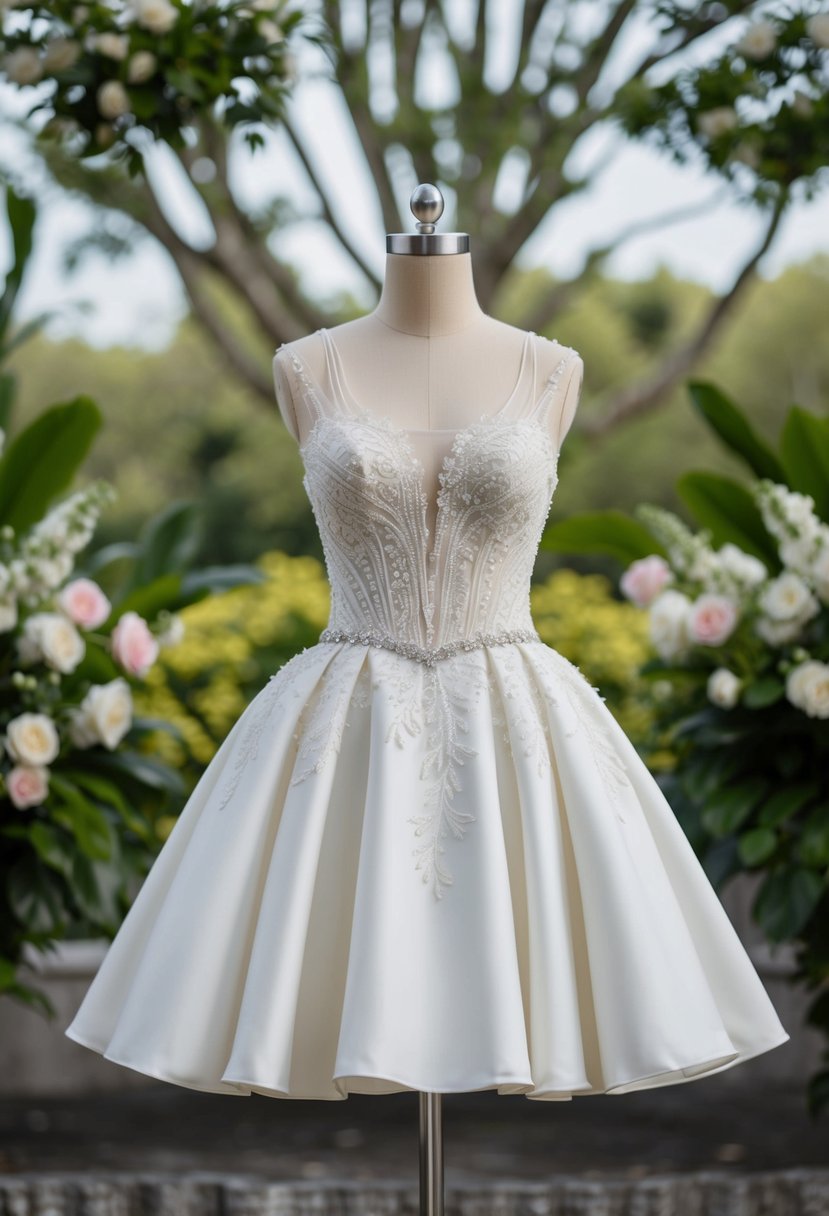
{"left": 370, "top": 252, "right": 486, "bottom": 336}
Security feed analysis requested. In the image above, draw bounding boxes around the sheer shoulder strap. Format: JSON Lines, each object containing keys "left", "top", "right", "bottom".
{"left": 274, "top": 329, "right": 354, "bottom": 431}
{"left": 525, "top": 337, "right": 583, "bottom": 448}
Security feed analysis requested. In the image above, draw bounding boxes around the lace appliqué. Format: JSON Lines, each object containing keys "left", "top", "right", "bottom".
{"left": 539, "top": 652, "right": 632, "bottom": 823}
{"left": 216, "top": 648, "right": 321, "bottom": 812}
{"left": 289, "top": 649, "right": 371, "bottom": 785}
{"left": 488, "top": 642, "right": 553, "bottom": 780}
{"left": 383, "top": 650, "right": 491, "bottom": 900}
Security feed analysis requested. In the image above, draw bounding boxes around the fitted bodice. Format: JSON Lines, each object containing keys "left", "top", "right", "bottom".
{"left": 276, "top": 329, "right": 577, "bottom": 651}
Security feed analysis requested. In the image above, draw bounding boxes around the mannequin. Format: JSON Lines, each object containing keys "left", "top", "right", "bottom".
{"left": 272, "top": 249, "right": 584, "bottom": 473}
{"left": 270, "top": 185, "right": 584, "bottom": 1216}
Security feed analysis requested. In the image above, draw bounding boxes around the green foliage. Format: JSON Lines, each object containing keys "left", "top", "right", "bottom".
{"left": 541, "top": 510, "right": 667, "bottom": 564}
{"left": 0, "top": 396, "right": 101, "bottom": 532}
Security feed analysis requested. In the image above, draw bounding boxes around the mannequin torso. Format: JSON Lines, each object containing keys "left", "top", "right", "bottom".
{"left": 273, "top": 251, "right": 583, "bottom": 456}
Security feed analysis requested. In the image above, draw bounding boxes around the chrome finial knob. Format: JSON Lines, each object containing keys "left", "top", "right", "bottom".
{"left": 410, "top": 184, "right": 444, "bottom": 235}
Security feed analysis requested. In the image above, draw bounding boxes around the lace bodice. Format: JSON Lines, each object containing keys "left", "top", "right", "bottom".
{"left": 275, "top": 328, "right": 579, "bottom": 651}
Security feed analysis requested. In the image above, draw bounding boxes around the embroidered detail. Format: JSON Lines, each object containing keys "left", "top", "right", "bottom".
{"left": 489, "top": 645, "right": 553, "bottom": 779}
{"left": 320, "top": 625, "right": 541, "bottom": 667}
{"left": 289, "top": 649, "right": 369, "bottom": 785}
{"left": 539, "top": 652, "right": 632, "bottom": 823}
{"left": 216, "top": 647, "right": 320, "bottom": 811}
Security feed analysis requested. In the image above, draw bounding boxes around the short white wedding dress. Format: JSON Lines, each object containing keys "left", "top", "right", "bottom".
{"left": 65, "top": 327, "right": 790, "bottom": 1100}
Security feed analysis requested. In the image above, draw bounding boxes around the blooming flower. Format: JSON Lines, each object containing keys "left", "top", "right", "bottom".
{"left": 707, "top": 667, "right": 742, "bottom": 709}
{"left": 7, "top": 764, "right": 50, "bottom": 809}
{"left": 786, "top": 660, "right": 829, "bottom": 719}
{"left": 697, "top": 106, "right": 739, "bottom": 139}
{"left": 4, "top": 712, "right": 60, "bottom": 766}
{"left": 127, "top": 0, "right": 179, "bottom": 34}
{"left": 58, "top": 577, "right": 111, "bottom": 630}
{"left": 649, "top": 589, "right": 693, "bottom": 660}
{"left": 97, "top": 80, "right": 131, "bottom": 119}
{"left": 111, "top": 611, "right": 159, "bottom": 676}
{"left": 94, "top": 32, "right": 129, "bottom": 60}
{"left": 18, "top": 611, "right": 85, "bottom": 673}
{"left": 42, "top": 38, "right": 81, "bottom": 72}
{"left": 619, "top": 554, "right": 672, "bottom": 607}
{"left": 68, "top": 678, "right": 133, "bottom": 750}
{"left": 3, "top": 47, "right": 44, "bottom": 86}
{"left": 806, "top": 13, "right": 829, "bottom": 49}
{"left": 688, "top": 593, "right": 739, "bottom": 646}
{"left": 735, "top": 19, "right": 777, "bottom": 59}
{"left": 127, "top": 50, "right": 157, "bottom": 82}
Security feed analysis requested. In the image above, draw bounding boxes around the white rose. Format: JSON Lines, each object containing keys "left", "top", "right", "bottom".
{"left": 649, "top": 589, "right": 693, "bottom": 661}
{"left": 0, "top": 597, "right": 18, "bottom": 632}
{"left": 128, "top": 0, "right": 179, "bottom": 34}
{"left": 97, "top": 79, "right": 130, "bottom": 119}
{"left": 4, "top": 47, "right": 44, "bottom": 86}
{"left": 127, "top": 49, "right": 156, "bottom": 82}
{"left": 755, "top": 615, "right": 808, "bottom": 646}
{"left": 810, "top": 544, "right": 829, "bottom": 601}
{"left": 72, "top": 678, "right": 133, "bottom": 749}
{"left": 806, "top": 13, "right": 829, "bottom": 49}
{"left": 758, "top": 572, "right": 819, "bottom": 623}
{"left": 0, "top": 563, "right": 10, "bottom": 594}
{"left": 5, "top": 712, "right": 60, "bottom": 766}
{"left": 42, "top": 38, "right": 81, "bottom": 72}
{"left": 94, "top": 32, "right": 130, "bottom": 60}
{"left": 786, "top": 660, "right": 829, "bottom": 719}
{"left": 20, "top": 611, "right": 85, "bottom": 673}
{"left": 707, "top": 667, "right": 742, "bottom": 709}
{"left": 735, "top": 19, "right": 777, "bottom": 59}
{"left": 698, "top": 106, "right": 739, "bottom": 139}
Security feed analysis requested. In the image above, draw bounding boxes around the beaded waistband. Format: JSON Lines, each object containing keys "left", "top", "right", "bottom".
{"left": 319, "top": 626, "right": 541, "bottom": 667}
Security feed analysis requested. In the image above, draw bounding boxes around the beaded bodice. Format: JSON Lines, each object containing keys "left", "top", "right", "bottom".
{"left": 276, "top": 328, "right": 577, "bottom": 654}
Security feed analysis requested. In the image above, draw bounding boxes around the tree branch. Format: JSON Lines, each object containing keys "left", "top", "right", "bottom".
{"left": 584, "top": 187, "right": 790, "bottom": 437}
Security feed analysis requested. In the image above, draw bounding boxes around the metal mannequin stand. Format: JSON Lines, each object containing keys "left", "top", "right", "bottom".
{"left": 419, "top": 1092, "right": 444, "bottom": 1216}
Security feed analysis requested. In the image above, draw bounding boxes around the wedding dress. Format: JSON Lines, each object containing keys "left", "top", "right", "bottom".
{"left": 64, "top": 328, "right": 790, "bottom": 1100}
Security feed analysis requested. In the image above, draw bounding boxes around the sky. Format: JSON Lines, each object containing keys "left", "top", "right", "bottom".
{"left": 1, "top": 4, "right": 828, "bottom": 352}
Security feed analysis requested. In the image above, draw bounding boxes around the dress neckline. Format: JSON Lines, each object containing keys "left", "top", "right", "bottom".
{"left": 318, "top": 326, "right": 538, "bottom": 434}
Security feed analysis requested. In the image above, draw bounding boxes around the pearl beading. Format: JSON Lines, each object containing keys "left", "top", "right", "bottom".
{"left": 319, "top": 626, "right": 541, "bottom": 667}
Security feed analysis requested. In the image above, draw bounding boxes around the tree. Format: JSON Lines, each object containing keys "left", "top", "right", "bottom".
{"left": 2, "top": 1, "right": 828, "bottom": 434}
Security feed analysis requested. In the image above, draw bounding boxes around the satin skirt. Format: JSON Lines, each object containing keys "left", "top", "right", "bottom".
{"left": 65, "top": 640, "right": 790, "bottom": 1100}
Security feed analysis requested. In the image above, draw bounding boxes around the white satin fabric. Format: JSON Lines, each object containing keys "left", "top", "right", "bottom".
{"left": 65, "top": 330, "right": 790, "bottom": 1099}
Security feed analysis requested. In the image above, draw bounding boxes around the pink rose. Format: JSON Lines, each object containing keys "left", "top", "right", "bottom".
{"left": 620, "top": 555, "right": 672, "bottom": 607}
{"left": 688, "top": 593, "right": 739, "bottom": 646}
{"left": 58, "top": 577, "right": 111, "bottom": 630}
{"left": 7, "top": 763, "right": 49, "bottom": 809}
{"left": 110, "top": 611, "right": 159, "bottom": 677}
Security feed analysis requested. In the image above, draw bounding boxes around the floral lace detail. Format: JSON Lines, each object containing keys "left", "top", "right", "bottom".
{"left": 216, "top": 647, "right": 322, "bottom": 811}
{"left": 488, "top": 642, "right": 553, "bottom": 780}
{"left": 289, "top": 648, "right": 370, "bottom": 785}
{"left": 372, "top": 648, "right": 492, "bottom": 899}
{"left": 536, "top": 651, "right": 632, "bottom": 823}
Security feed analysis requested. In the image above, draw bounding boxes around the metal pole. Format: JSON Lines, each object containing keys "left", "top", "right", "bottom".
{"left": 418, "top": 1091, "right": 444, "bottom": 1216}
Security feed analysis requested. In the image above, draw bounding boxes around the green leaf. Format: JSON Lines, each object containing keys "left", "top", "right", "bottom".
{"left": 676, "top": 471, "right": 778, "bottom": 567}
{"left": 779, "top": 407, "right": 829, "bottom": 522}
{"left": 753, "top": 866, "right": 825, "bottom": 940}
{"left": 796, "top": 806, "right": 829, "bottom": 867}
{"left": 759, "top": 783, "right": 819, "bottom": 827}
{"left": 87, "top": 749, "right": 186, "bottom": 796}
{"left": 180, "top": 563, "right": 266, "bottom": 598}
{"left": 742, "top": 677, "right": 785, "bottom": 708}
{"left": 686, "top": 381, "right": 786, "bottom": 482}
{"left": 28, "top": 822, "right": 74, "bottom": 877}
{"left": 128, "top": 500, "right": 203, "bottom": 591}
{"left": 738, "top": 827, "right": 778, "bottom": 866}
{"left": 49, "top": 774, "right": 113, "bottom": 860}
{"left": 111, "top": 573, "right": 182, "bottom": 622}
{"left": 540, "top": 510, "right": 666, "bottom": 564}
{"left": 0, "top": 184, "right": 36, "bottom": 341}
{"left": 702, "top": 777, "right": 767, "bottom": 837}
{"left": 0, "top": 397, "right": 101, "bottom": 532}
{"left": 6, "top": 856, "right": 67, "bottom": 935}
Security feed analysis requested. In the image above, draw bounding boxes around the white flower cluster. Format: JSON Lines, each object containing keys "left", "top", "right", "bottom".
{"left": 0, "top": 480, "right": 116, "bottom": 628}
{"left": 621, "top": 479, "right": 829, "bottom": 720}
